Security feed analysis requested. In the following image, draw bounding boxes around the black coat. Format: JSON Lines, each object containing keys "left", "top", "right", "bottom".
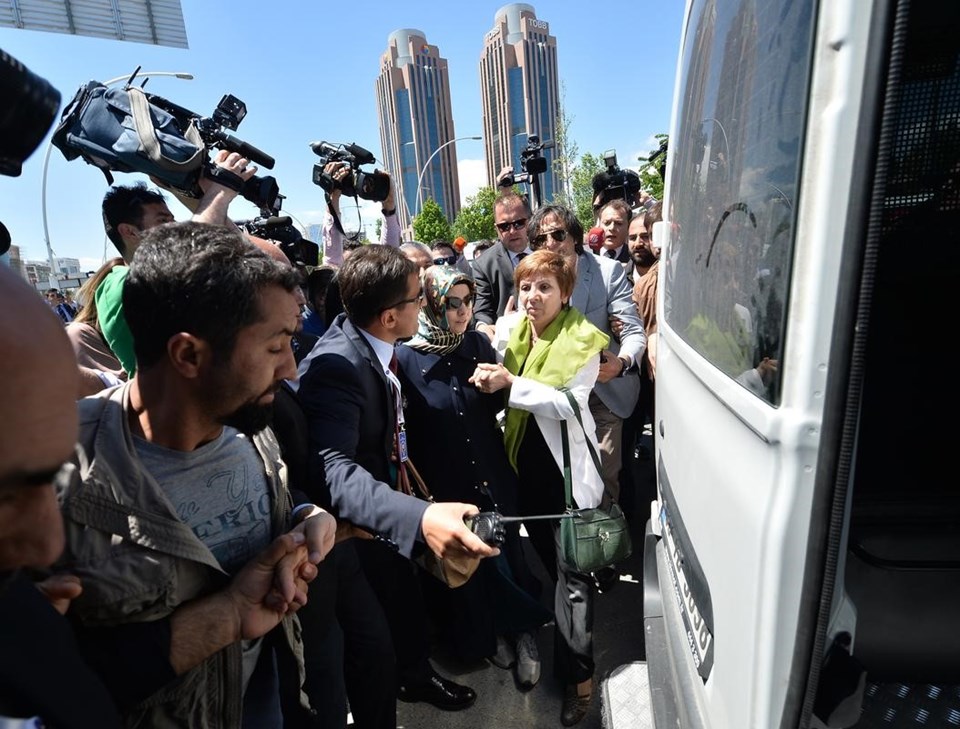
{"left": 396, "top": 331, "right": 520, "bottom": 516}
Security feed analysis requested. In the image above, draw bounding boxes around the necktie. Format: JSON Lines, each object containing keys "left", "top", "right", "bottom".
{"left": 388, "top": 352, "right": 412, "bottom": 496}
{"left": 515, "top": 252, "right": 527, "bottom": 267}
{"left": 605, "top": 249, "right": 617, "bottom": 259}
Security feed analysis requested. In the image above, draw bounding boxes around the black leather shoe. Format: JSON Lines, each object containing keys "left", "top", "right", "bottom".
{"left": 397, "top": 672, "right": 477, "bottom": 711}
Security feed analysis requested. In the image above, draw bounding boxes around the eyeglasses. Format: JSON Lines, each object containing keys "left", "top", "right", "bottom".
{"left": 382, "top": 291, "right": 424, "bottom": 311}
{"left": 432, "top": 255, "right": 458, "bottom": 266}
{"left": 628, "top": 233, "right": 651, "bottom": 243}
{"left": 531, "top": 228, "right": 569, "bottom": 248}
{"left": 445, "top": 294, "right": 474, "bottom": 310}
{"left": 495, "top": 218, "right": 528, "bottom": 233}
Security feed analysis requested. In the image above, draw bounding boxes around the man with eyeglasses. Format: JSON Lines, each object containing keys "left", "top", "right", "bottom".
{"left": 295, "top": 245, "right": 495, "bottom": 718}
{"left": 472, "top": 191, "right": 533, "bottom": 338}
{"left": 429, "top": 240, "right": 459, "bottom": 267}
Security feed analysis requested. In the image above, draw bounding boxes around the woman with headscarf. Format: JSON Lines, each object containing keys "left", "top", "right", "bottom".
{"left": 396, "top": 264, "right": 550, "bottom": 685}
{"left": 469, "top": 250, "right": 609, "bottom": 726}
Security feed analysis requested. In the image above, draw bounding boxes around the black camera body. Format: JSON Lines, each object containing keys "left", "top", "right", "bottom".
{"left": 499, "top": 134, "right": 549, "bottom": 187}
{"left": 310, "top": 141, "right": 390, "bottom": 202}
{"left": 0, "top": 49, "right": 61, "bottom": 177}
{"left": 148, "top": 92, "right": 282, "bottom": 214}
{"left": 238, "top": 215, "right": 319, "bottom": 269}
{"left": 592, "top": 149, "right": 642, "bottom": 208}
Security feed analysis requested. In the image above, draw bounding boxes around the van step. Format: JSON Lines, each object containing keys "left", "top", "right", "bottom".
{"left": 855, "top": 681, "right": 960, "bottom": 728}
{"left": 601, "top": 661, "right": 655, "bottom": 729}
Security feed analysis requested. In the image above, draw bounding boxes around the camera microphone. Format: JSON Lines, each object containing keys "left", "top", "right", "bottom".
{"left": 218, "top": 133, "right": 274, "bottom": 169}
{"left": 343, "top": 143, "right": 375, "bottom": 165}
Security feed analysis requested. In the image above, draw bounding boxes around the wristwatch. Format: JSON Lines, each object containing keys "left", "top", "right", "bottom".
{"left": 382, "top": 207, "right": 396, "bottom": 217}
{"left": 616, "top": 356, "right": 631, "bottom": 377}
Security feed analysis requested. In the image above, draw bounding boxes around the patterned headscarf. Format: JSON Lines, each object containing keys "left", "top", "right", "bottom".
{"left": 406, "top": 265, "right": 476, "bottom": 355}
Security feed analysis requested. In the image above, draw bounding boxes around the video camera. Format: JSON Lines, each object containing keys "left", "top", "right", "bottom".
{"left": 592, "top": 149, "right": 642, "bottom": 208}
{"left": 499, "top": 135, "right": 552, "bottom": 209}
{"left": 52, "top": 69, "right": 282, "bottom": 214}
{"left": 151, "top": 92, "right": 281, "bottom": 213}
{"left": 0, "top": 49, "right": 61, "bottom": 177}
{"left": 499, "top": 134, "right": 550, "bottom": 187}
{"left": 237, "top": 215, "right": 319, "bottom": 269}
{"left": 310, "top": 141, "right": 391, "bottom": 202}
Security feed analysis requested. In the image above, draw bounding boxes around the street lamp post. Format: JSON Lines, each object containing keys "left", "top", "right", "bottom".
{"left": 414, "top": 135, "right": 482, "bottom": 217}
{"left": 41, "top": 70, "right": 194, "bottom": 286}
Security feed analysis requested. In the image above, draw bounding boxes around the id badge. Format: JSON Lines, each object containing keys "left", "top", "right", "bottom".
{"left": 397, "top": 429, "right": 409, "bottom": 462}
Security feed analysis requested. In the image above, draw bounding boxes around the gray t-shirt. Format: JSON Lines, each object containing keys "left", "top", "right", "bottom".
{"left": 134, "top": 426, "right": 272, "bottom": 574}
{"left": 134, "top": 426, "right": 276, "bottom": 706}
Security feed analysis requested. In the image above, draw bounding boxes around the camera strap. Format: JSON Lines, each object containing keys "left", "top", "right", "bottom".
{"left": 204, "top": 164, "right": 245, "bottom": 193}
{"left": 326, "top": 193, "right": 362, "bottom": 241}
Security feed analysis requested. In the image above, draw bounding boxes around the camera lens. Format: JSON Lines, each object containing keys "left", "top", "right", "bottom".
{"left": 0, "top": 50, "right": 61, "bottom": 177}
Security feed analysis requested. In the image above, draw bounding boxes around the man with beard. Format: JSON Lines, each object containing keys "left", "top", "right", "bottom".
{"left": 53, "top": 222, "right": 337, "bottom": 727}
{"left": 627, "top": 206, "right": 659, "bottom": 285}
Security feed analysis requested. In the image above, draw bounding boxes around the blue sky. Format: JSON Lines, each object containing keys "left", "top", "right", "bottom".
{"left": 1, "top": 1, "right": 685, "bottom": 271}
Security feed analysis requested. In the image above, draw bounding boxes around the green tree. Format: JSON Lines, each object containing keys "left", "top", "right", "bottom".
{"left": 451, "top": 186, "right": 497, "bottom": 241}
{"left": 412, "top": 198, "right": 452, "bottom": 243}
{"left": 637, "top": 133, "right": 669, "bottom": 201}
{"left": 570, "top": 152, "right": 605, "bottom": 231}
{"left": 374, "top": 217, "right": 383, "bottom": 240}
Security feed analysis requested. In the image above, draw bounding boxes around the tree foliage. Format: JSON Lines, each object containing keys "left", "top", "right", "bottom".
{"left": 451, "top": 186, "right": 497, "bottom": 241}
{"left": 569, "top": 152, "right": 605, "bottom": 231}
{"left": 412, "top": 198, "right": 452, "bottom": 243}
{"left": 637, "top": 133, "right": 669, "bottom": 201}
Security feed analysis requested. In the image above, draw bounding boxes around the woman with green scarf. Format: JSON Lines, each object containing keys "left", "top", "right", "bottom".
{"left": 470, "top": 250, "right": 609, "bottom": 726}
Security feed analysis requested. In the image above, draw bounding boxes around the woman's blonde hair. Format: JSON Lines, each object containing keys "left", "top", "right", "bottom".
{"left": 73, "top": 258, "right": 125, "bottom": 329}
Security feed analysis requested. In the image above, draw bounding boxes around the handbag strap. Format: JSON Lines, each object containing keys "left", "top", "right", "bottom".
{"left": 558, "top": 388, "right": 618, "bottom": 510}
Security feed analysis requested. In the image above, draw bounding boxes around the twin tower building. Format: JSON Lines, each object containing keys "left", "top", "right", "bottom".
{"left": 375, "top": 3, "right": 559, "bottom": 231}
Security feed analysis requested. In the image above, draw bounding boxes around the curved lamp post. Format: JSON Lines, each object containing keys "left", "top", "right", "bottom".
{"left": 41, "top": 71, "right": 194, "bottom": 284}
{"left": 415, "top": 135, "right": 482, "bottom": 216}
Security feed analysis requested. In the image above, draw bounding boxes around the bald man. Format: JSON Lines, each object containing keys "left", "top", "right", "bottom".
{"left": 0, "top": 266, "right": 122, "bottom": 727}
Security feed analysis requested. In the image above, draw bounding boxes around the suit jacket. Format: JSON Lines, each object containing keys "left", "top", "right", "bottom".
{"left": 472, "top": 241, "right": 517, "bottom": 325}
{"left": 294, "top": 314, "right": 428, "bottom": 558}
{"left": 571, "top": 252, "right": 646, "bottom": 418}
{"left": 596, "top": 244, "right": 635, "bottom": 281}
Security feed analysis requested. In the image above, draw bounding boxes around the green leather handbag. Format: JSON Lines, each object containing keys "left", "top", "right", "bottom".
{"left": 557, "top": 390, "right": 633, "bottom": 574}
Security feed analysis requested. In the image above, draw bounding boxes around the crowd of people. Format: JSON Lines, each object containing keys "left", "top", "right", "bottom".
{"left": 3, "top": 128, "right": 664, "bottom": 728}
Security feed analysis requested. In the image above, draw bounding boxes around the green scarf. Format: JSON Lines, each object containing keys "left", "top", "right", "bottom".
{"left": 503, "top": 306, "right": 609, "bottom": 469}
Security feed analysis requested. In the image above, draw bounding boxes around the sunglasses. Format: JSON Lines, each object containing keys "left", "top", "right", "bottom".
{"left": 432, "top": 255, "right": 458, "bottom": 266}
{"left": 531, "top": 228, "right": 569, "bottom": 248}
{"left": 382, "top": 291, "right": 424, "bottom": 311}
{"left": 445, "top": 294, "right": 474, "bottom": 310}
{"left": 495, "top": 218, "right": 528, "bottom": 233}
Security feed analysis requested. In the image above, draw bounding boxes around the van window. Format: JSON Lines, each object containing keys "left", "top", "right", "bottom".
{"left": 663, "top": 0, "right": 817, "bottom": 404}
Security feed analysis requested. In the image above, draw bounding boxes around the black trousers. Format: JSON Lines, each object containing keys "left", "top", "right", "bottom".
{"left": 299, "top": 542, "right": 398, "bottom": 729}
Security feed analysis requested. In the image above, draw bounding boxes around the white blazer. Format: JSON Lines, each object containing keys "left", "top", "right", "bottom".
{"left": 493, "top": 312, "right": 605, "bottom": 509}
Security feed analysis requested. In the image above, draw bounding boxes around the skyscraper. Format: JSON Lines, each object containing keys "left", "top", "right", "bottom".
{"left": 376, "top": 29, "right": 462, "bottom": 232}
{"left": 479, "top": 3, "right": 559, "bottom": 203}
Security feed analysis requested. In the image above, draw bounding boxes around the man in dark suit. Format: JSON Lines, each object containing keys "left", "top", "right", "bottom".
{"left": 595, "top": 199, "right": 636, "bottom": 280}
{"left": 294, "top": 245, "right": 496, "bottom": 715}
{"left": 472, "top": 191, "right": 532, "bottom": 338}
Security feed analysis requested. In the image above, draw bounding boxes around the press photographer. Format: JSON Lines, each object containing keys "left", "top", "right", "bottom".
{"left": 591, "top": 149, "right": 644, "bottom": 216}
{"left": 310, "top": 141, "right": 400, "bottom": 266}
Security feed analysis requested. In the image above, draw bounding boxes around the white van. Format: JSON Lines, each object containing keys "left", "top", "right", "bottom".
{"left": 607, "top": 0, "right": 960, "bottom": 727}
